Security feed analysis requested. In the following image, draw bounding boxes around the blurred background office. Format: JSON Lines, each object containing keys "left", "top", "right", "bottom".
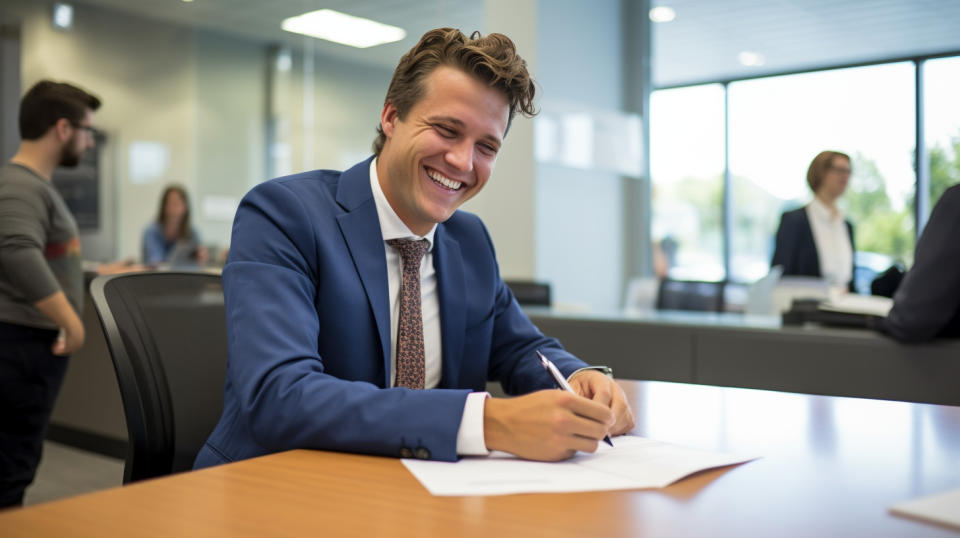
{"left": 3, "top": 0, "right": 960, "bottom": 508}
{"left": 1, "top": 0, "right": 959, "bottom": 313}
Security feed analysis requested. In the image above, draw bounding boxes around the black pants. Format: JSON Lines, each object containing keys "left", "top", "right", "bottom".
{"left": 0, "top": 321, "right": 68, "bottom": 509}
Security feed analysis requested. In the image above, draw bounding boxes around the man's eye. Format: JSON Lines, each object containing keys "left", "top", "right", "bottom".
{"left": 479, "top": 143, "right": 498, "bottom": 155}
{"left": 435, "top": 125, "right": 456, "bottom": 137}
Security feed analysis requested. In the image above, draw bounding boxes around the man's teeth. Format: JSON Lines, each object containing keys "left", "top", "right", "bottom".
{"left": 427, "top": 169, "right": 463, "bottom": 190}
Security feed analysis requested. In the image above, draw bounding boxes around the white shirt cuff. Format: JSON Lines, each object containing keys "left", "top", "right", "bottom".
{"left": 455, "top": 391, "right": 491, "bottom": 456}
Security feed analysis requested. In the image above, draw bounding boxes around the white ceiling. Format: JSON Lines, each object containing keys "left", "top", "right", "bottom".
{"left": 65, "top": 0, "right": 960, "bottom": 86}
{"left": 68, "top": 0, "right": 486, "bottom": 70}
{"left": 653, "top": 0, "right": 960, "bottom": 87}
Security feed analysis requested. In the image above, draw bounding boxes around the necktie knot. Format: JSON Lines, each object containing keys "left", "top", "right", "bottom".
{"left": 387, "top": 238, "right": 429, "bottom": 269}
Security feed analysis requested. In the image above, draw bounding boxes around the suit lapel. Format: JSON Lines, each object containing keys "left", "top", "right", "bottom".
{"left": 799, "top": 209, "right": 821, "bottom": 275}
{"left": 335, "top": 158, "right": 392, "bottom": 386}
{"left": 433, "top": 225, "right": 466, "bottom": 389}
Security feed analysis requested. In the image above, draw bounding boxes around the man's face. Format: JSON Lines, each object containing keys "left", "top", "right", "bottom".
{"left": 377, "top": 66, "right": 509, "bottom": 236}
{"left": 59, "top": 109, "right": 95, "bottom": 168}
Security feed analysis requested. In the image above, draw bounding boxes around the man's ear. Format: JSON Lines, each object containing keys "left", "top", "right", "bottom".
{"left": 380, "top": 101, "right": 399, "bottom": 138}
{"left": 53, "top": 118, "right": 73, "bottom": 142}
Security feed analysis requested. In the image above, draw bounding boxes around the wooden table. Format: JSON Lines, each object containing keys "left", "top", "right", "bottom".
{"left": 3, "top": 380, "right": 959, "bottom": 537}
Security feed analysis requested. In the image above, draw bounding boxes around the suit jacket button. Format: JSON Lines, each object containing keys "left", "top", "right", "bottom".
{"left": 415, "top": 447, "right": 430, "bottom": 460}
{"left": 400, "top": 447, "right": 413, "bottom": 458}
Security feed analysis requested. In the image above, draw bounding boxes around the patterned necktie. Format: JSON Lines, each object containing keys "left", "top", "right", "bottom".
{"left": 386, "top": 238, "right": 430, "bottom": 389}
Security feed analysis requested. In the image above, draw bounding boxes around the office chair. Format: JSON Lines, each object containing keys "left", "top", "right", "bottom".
{"left": 655, "top": 278, "right": 726, "bottom": 312}
{"left": 504, "top": 280, "right": 552, "bottom": 307}
{"left": 90, "top": 272, "right": 227, "bottom": 483}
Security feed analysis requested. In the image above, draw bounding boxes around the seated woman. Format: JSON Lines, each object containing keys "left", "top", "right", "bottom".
{"left": 142, "top": 184, "right": 207, "bottom": 265}
{"left": 771, "top": 150, "right": 855, "bottom": 291}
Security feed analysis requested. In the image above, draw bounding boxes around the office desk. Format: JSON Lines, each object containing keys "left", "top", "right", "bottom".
{"left": 528, "top": 309, "right": 960, "bottom": 406}
{"left": 2, "top": 380, "right": 958, "bottom": 537}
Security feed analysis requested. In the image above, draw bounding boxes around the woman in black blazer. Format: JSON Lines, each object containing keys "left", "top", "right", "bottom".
{"left": 771, "top": 151, "right": 856, "bottom": 291}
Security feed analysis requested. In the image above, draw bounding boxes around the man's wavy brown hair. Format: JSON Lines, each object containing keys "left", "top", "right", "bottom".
{"left": 373, "top": 27, "right": 537, "bottom": 156}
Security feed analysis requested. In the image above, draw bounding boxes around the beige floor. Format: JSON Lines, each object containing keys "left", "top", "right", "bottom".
{"left": 23, "top": 441, "right": 124, "bottom": 506}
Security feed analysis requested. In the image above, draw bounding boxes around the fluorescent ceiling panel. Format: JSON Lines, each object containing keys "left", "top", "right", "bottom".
{"left": 281, "top": 9, "right": 406, "bottom": 48}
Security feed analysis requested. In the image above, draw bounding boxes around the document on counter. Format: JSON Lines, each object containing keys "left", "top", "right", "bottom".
{"left": 402, "top": 435, "right": 757, "bottom": 496}
{"left": 890, "top": 487, "right": 960, "bottom": 531}
{"left": 819, "top": 293, "right": 893, "bottom": 317}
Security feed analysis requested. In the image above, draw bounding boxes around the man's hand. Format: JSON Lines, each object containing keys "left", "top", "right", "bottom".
{"left": 568, "top": 370, "right": 635, "bottom": 437}
{"left": 483, "top": 389, "right": 614, "bottom": 461}
{"left": 33, "top": 290, "right": 85, "bottom": 356}
{"left": 51, "top": 322, "right": 85, "bottom": 356}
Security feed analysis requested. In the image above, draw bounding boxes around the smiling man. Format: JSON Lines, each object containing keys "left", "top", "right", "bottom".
{"left": 196, "top": 28, "right": 634, "bottom": 469}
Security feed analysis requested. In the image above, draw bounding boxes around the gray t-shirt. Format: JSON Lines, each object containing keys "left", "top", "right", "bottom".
{"left": 0, "top": 162, "right": 83, "bottom": 329}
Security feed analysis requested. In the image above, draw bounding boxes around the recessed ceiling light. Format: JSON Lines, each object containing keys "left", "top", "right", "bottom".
{"left": 649, "top": 6, "right": 676, "bottom": 23}
{"left": 281, "top": 9, "right": 406, "bottom": 48}
{"left": 738, "top": 51, "right": 766, "bottom": 67}
{"left": 52, "top": 3, "right": 73, "bottom": 30}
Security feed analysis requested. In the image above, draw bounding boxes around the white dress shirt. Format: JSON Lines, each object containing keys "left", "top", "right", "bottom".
{"left": 369, "top": 159, "right": 490, "bottom": 456}
{"left": 806, "top": 197, "right": 853, "bottom": 288}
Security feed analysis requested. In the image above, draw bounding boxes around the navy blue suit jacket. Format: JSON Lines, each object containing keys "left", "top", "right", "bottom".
{"left": 771, "top": 207, "right": 856, "bottom": 291}
{"left": 194, "top": 158, "right": 587, "bottom": 467}
{"left": 878, "top": 185, "right": 960, "bottom": 342}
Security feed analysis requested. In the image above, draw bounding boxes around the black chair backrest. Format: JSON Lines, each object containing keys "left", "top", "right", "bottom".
{"left": 656, "top": 279, "right": 726, "bottom": 312}
{"left": 504, "top": 280, "right": 552, "bottom": 307}
{"left": 90, "top": 272, "right": 227, "bottom": 483}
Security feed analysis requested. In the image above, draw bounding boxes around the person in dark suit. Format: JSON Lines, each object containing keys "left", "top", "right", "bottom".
{"left": 195, "top": 28, "right": 634, "bottom": 469}
{"left": 771, "top": 150, "right": 856, "bottom": 291}
{"left": 877, "top": 184, "right": 960, "bottom": 342}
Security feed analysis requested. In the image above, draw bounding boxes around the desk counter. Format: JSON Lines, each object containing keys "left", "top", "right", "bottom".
{"left": 2, "top": 380, "right": 958, "bottom": 537}
{"left": 528, "top": 308, "right": 960, "bottom": 406}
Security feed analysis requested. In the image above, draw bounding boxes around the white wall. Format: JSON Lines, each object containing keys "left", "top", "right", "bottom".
{"left": 535, "top": 0, "right": 627, "bottom": 311}
{"left": 194, "top": 32, "right": 266, "bottom": 254}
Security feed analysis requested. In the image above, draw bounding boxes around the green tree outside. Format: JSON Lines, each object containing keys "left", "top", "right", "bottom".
{"left": 929, "top": 131, "right": 960, "bottom": 207}
{"left": 843, "top": 152, "right": 915, "bottom": 264}
{"left": 843, "top": 131, "right": 960, "bottom": 266}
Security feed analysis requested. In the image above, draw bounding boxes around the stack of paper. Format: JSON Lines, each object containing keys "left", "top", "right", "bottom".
{"left": 819, "top": 293, "right": 894, "bottom": 317}
{"left": 890, "top": 488, "right": 960, "bottom": 530}
{"left": 402, "top": 435, "right": 757, "bottom": 496}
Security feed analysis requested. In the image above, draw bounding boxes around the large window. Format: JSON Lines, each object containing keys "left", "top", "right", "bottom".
{"left": 728, "top": 63, "right": 916, "bottom": 282}
{"left": 650, "top": 84, "right": 725, "bottom": 281}
{"left": 924, "top": 57, "right": 960, "bottom": 214}
{"left": 650, "top": 59, "right": 952, "bottom": 289}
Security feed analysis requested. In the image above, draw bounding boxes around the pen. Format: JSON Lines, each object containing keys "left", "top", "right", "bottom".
{"left": 536, "top": 350, "right": 614, "bottom": 447}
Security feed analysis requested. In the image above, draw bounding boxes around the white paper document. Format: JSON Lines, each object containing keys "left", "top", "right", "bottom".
{"left": 819, "top": 293, "right": 893, "bottom": 317}
{"left": 890, "top": 487, "right": 960, "bottom": 530}
{"left": 402, "top": 435, "right": 757, "bottom": 496}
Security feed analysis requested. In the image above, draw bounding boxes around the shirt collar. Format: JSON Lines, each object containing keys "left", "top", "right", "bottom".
{"left": 369, "top": 158, "right": 436, "bottom": 250}
{"left": 808, "top": 196, "right": 844, "bottom": 223}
